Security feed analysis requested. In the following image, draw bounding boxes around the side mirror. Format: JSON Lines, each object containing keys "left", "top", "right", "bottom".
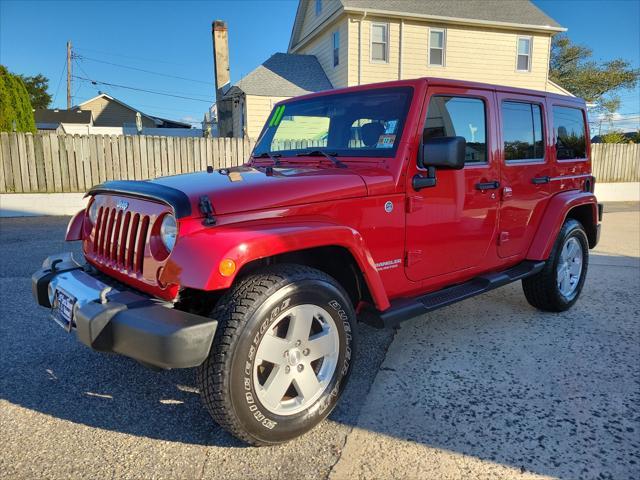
{"left": 413, "top": 136, "right": 467, "bottom": 191}
{"left": 419, "top": 136, "right": 466, "bottom": 170}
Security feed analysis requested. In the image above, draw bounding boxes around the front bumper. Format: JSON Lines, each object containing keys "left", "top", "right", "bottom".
{"left": 32, "top": 253, "right": 217, "bottom": 369}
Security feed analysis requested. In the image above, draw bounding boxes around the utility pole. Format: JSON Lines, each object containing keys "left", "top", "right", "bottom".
{"left": 66, "top": 41, "right": 72, "bottom": 109}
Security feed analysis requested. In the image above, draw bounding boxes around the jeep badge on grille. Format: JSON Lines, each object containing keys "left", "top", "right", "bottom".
{"left": 115, "top": 200, "right": 129, "bottom": 211}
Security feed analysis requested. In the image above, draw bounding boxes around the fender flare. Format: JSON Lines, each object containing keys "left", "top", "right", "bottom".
{"left": 527, "top": 191, "right": 598, "bottom": 261}
{"left": 65, "top": 210, "right": 85, "bottom": 241}
{"left": 161, "top": 221, "right": 391, "bottom": 310}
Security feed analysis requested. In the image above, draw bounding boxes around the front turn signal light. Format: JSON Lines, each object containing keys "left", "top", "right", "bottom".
{"left": 219, "top": 258, "right": 236, "bottom": 277}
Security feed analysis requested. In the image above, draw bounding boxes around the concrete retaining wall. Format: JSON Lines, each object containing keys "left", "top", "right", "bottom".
{"left": 0, "top": 193, "right": 88, "bottom": 217}
{"left": 1, "top": 183, "right": 638, "bottom": 217}
{"left": 594, "top": 182, "right": 640, "bottom": 203}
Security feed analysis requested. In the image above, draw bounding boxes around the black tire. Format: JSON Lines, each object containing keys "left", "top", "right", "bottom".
{"left": 197, "top": 264, "right": 356, "bottom": 446}
{"left": 522, "top": 219, "right": 589, "bottom": 312}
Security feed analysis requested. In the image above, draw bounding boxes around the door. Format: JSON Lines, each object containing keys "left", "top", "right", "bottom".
{"left": 496, "top": 94, "right": 552, "bottom": 258}
{"left": 405, "top": 87, "right": 500, "bottom": 282}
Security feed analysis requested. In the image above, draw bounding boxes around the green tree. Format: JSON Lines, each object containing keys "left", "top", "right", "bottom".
{"left": 599, "top": 130, "right": 628, "bottom": 144}
{"left": 18, "top": 73, "right": 51, "bottom": 109}
{"left": 0, "top": 65, "right": 36, "bottom": 133}
{"left": 550, "top": 34, "right": 639, "bottom": 115}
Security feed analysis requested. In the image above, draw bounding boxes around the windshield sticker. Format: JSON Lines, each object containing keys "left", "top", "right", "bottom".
{"left": 269, "top": 105, "right": 286, "bottom": 127}
{"left": 376, "top": 134, "right": 396, "bottom": 148}
{"left": 385, "top": 120, "right": 398, "bottom": 134}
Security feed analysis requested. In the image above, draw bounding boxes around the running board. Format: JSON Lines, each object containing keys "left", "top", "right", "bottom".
{"left": 367, "top": 260, "right": 545, "bottom": 328}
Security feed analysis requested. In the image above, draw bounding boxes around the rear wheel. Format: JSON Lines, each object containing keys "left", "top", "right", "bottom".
{"left": 197, "top": 264, "right": 355, "bottom": 445}
{"left": 522, "top": 219, "right": 589, "bottom": 312}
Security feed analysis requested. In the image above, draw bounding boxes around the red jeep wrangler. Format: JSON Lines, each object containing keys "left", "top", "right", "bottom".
{"left": 33, "top": 78, "right": 602, "bottom": 445}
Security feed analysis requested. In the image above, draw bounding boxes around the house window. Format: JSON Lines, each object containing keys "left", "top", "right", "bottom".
{"left": 371, "top": 23, "right": 389, "bottom": 62}
{"left": 517, "top": 36, "right": 532, "bottom": 71}
{"left": 333, "top": 30, "right": 340, "bottom": 67}
{"left": 315, "top": 0, "right": 322, "bottom": 16}
{"left": 553, "top": 106, "right": 587, "bottom": 160}
{"left": 502, "top": 101, "right": 545, "bottom": 162}
{"left": 424, "top": 96, "right": 487, "bottom": 163}
{"left": 429, "top": 28, "right": 446, "bottom": 66}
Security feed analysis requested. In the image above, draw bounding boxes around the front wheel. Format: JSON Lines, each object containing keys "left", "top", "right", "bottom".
{"left": 197, "top": 264, "right": 356, "bottom": 446}
{"left": 522, "top": 219, "right": 589, "bottom": 312}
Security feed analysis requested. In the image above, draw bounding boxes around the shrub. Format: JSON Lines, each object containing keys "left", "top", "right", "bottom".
{"left": 0, "top": 65, "right": 36, "bottom": 133}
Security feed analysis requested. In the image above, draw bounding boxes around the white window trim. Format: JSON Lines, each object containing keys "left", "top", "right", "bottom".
{"left": 370, "top": 22, "right": 389, "bottom": 64}
{"left": 315, "top": 0, "right": 322, "bottom": 16}
{"left": 428, "top": 27, "right": 446, "bottom": 67}
{"left": 516, "top": 36, "right": 532, "bottom": 72}
{"left": 332, "top": 30, "right": 340, "bottom": 67}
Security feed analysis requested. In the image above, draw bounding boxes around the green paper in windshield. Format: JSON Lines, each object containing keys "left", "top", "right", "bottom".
{"left": 269, "top": 105, "right": 285, "bottom": 127}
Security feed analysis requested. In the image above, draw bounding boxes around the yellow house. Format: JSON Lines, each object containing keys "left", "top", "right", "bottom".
{"left": 217, "top": 0, "right": 569, "bottom": 138}
{"left": 218, "top": 53, "right": 332, "bottom": 138}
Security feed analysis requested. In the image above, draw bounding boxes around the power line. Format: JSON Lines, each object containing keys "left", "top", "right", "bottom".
{"left": 73, "top": 58, "right": 101, "bottom": 95}
{"left": 52, "top": 58, "right": 67, "bottom": 105}
{"left": 73, "top": 46, "right": 187, "bottom": 66}
{"left": 123, "top": 102, "right": 205, "bottom": 114}
{"left": 75, "top": 54, "right": 213, "bottom": 86}
{"left": 72, "top": 75, "right": 214, "bottom": 103}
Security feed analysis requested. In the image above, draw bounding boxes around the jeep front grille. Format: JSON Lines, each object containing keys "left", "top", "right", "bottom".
{"left": 93, "top": 206, "right": 150, "bottom": 274}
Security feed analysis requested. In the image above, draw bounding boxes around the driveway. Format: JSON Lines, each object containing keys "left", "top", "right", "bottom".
{"left": 1, "top": 204, "right": 638, "bottom": 479}
{"left": 0, "top": 217, "right": 393, "bottom": 479}
{"left": 331, "top": 203, "right": 640, "bottom": 479}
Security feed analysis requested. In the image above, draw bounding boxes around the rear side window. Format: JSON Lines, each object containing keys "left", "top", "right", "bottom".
{"left": 502, "top": 101, "right": 544, "bottom": 162}
{"left": 424, "top": 96, "right": 487, "bottom": 163}
{"left": 553, "top": 106, "right": 587, "bottom": 160}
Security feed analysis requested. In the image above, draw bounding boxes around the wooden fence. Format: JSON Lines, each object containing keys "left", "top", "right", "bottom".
{"left": 591, "top": 144, "right": 640, "bottom": 183}
{"left": 0, "top": 133, "right": 638, "bottom": 193}
{"left": 0, "top": 133, "right": 256, "bottom": 193}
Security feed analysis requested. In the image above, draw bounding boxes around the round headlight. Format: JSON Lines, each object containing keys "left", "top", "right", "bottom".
{"left": 160, "top": 214, "right": 177, "bottom": 252}
{"left": 87, "top": 200, "right": 99, "bottom": 224}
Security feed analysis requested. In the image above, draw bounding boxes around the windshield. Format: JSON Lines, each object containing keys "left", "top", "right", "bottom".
{"left": 253, "top": 87, "right": 414, "bottom": 158}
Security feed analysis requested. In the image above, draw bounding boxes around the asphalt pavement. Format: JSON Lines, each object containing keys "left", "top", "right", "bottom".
{"left": 0, "top": 216, "right": 393, "bottom": 479}
{"left": 331, "top": 203, "right": 640, "bottom": 480}
{"left": 1, "top": 204, "right": 639, "bottom": 479}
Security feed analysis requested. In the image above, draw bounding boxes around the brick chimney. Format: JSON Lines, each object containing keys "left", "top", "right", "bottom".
{"left": 212, "top": 20, "right": 230, "bottom": 104}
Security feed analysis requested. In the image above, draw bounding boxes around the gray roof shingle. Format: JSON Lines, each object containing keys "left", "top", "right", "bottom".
{"left": 34, "top": 109, "right": 92, "bottom": 125}
{"left": 340, "top": 0, "right": 563, "bottom": 29}
{"left": 228, "top": 53, "right": 333, "bottom": 97}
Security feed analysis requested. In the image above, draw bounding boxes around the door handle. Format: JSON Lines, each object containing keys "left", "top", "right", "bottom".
{"left": 475, "top": 181, "right": 500, "bottom": 191}
{"left": 532, "top": 176, "right": 550, "bottom": 184}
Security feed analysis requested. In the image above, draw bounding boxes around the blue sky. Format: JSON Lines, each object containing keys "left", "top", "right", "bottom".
{"left": 1, "top": 0, "right": 638, "bottom": 129}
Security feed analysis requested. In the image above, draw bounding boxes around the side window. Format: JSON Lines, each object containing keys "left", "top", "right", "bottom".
{"left": 332, "top": 30, "right": 340, "bottom": 67}
{"left": 371, "top": 23, "right": 389, "bottom": 62}
{"left": 315, "top": 0, "right": 322, "bottom": 16}
{"left": 502, "top": 101, "right": 544, "bottom": 162}
{"left": 553, "top": 106, "right": 587, "bottom": 160}
{"left": 424, "top": 96, "right": 487, "bottom": 163}
{"left": 429, "top": 28, "right": 446, "bottom": 66}
{"left": 517, "top": 37, "right": 532, "bottom": 71}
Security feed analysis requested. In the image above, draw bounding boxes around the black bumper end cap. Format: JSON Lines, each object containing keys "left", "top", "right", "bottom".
{"left": 75, "top": 296, "right": 217, "bottom": 369}
{"left": 31, "top": 253, "right": 83, "bottom": 308}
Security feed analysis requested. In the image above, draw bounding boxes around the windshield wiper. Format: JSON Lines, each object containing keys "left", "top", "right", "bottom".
{"left": 252, "top": 151, "right": 282, "bottom": 166}
{"left": 296, "top": 150, "right": 347, "bottom": 168}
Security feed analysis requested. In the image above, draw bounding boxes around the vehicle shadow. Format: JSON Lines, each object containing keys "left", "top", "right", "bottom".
{"left": 0, "top": 278, "right": 393, "bottom": 449}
